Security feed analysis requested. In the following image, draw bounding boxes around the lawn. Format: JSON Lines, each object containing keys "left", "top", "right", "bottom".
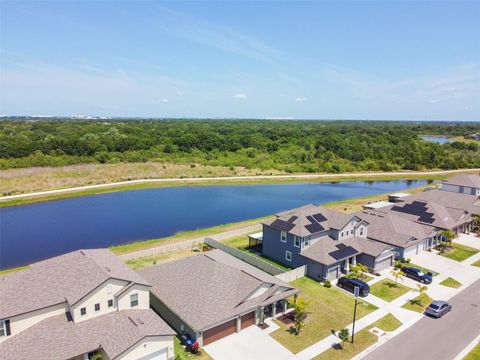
{"left": 174, "top": 337, "right": 212, "bottom": 360}
{"left": 270, "top": 277, "right": 378, "bottom": 354}
{"left": 313, "top": 314, "right": 402, "bottom": 360}
{"left": 472, "top": 259, "right": 480, "bottom": 267}
{"left": 402, "top": 294, "right": 433, "bottom": 313}
{"left": 369, "top": 279, "right": 410, "bottom": 302}
{"left": 126, "top": 248, "right": 197, "bottom": 270}
{"left": 439, "top": 277, "right": 462, "bottom": 289}
{"left": 440, "top": 243, "right": 479, "bottom": 262}
{"left": 463, "top": 342, "right": 480, "bottom": 360}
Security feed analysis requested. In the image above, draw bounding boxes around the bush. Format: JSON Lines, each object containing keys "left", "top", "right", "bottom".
{"left": 324, "top": 280, "right": 332, "bottom": 288}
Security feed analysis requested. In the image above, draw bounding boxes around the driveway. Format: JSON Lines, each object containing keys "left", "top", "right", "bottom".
{"left": 455, "top": 233, "right": 480, "bottom": 250}
{"left": 204, "top": 321, "right": 293, "bottom": 360}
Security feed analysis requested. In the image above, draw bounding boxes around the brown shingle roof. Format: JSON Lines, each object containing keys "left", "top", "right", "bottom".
{"left": 139, "top": 250, "right": 298, "bottom": 331}
{"left": 300, "top": 236, "right": 370, "bottom": 265}
{"left": 0, "top": 249, "right": 150, "bottom": 319}
{"left": 0, "top": 309, "right": 175, "bottom": 360}
{"left": 442, "top": 174, "right": 480, "bottom": 188}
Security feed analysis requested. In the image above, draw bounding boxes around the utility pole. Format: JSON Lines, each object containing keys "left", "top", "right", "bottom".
{"left": 352, "top": 286, "right": 359, "bottom": 343}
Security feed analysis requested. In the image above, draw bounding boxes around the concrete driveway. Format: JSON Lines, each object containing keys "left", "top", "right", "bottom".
{"left": 455, "top": 233, "right": 480, "bottom": 250}
{"left": 204, "top": 321, "right": 293, "bottom": 360}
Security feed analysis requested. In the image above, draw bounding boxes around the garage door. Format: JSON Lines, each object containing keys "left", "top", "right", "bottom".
{"left": 136, "top": 347, "right": 167, "bottom": 360}
{"left": 327, "top": 266, "right": 339, "bottom": 280}
{"left": 203, "top": 319, "right": 237, "bottom": 346}
{"left": 241, "top": 311, "right": 256, "bottom": 329}
{"left": 375, "top": 256, "right": 393, "bottom": 272}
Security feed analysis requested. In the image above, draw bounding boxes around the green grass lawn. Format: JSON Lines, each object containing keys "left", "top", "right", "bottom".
{"left": 369, "top": 279, "right": 410, "bottom": 302}
{"left": 0, "top": 265, "right": 29, "bottom": 275}
{"left": 408, "top": 263, "right": 439, "bottom": 276}
{"left": 440, "top": 243, "right": 479, "bottom": 262}
{"left": 463, "top": 342, "right": 480, "bottom": 360}
{"left": 270, "top": 277, "right": 378, "bottom": 354}
{"left": 472, "top": 259, "right": 480, "bottom": 267}
{"left": 402, "top": 294, "right": 433, "bottom": 313}
{"left": 439, "top": 277, "right": 462, "bottom": 289}
{"left": 174, "top": 337, "right": 212, "bottom": 360}
{"left": 313, "top": 314, "right": 402, "bottom": 360}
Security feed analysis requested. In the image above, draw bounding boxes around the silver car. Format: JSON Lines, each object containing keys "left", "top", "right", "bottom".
{"left": 425, "top": 300, "right": 452, "bottom": 318}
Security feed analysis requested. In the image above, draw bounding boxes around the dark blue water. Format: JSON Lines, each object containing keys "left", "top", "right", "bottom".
{"left": 0, "top": 180, "right": 430, "bottom": 269}
{"left": 420, "top": 136, "right": 453, "bottom": 144}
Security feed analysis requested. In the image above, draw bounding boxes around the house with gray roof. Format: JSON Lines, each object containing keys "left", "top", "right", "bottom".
{"left": 139, "top": 249, "right": 299, "bottom": 347}
{"left": 441, "top": 173, "right": 480, "bottom": 196}
{"left": 0, "top": 249, "right": 175, "bottom": 360}
{"left": 261, "top": 205, "right": 396, "bottom": 281}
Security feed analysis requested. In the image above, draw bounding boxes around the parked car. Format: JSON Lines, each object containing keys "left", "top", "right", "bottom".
{"left": 425, "top": 300, "right": 452, "bottom": 318}
{"left": 402, "top": 267, "right": 433, "bottom": 284}
{"left": 337, "top": 277, "right": 370, "bottom": 297}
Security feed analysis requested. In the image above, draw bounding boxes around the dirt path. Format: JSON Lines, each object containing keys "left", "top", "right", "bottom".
{"left": 1, "top": 168, "right": 478, "bottom": 201}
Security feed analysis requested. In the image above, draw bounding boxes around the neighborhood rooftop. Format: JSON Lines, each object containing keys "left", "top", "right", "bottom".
{"left": 442, "top": 173, "right": 480, "bottom": 188}
{"left": 139, "top": 249, "right": 299, "bottom": 331}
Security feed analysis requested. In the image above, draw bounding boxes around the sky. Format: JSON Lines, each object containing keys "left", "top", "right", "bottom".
{"left": 1, "top": 1, "right": 479, "bottom": 120}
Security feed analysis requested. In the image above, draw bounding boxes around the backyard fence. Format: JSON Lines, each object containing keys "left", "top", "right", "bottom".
{"left": 118, "top": 238, "right": 204, "bottom": 261}
{"left": 274, "top": 265, "right": 307, "bottom": 282}
{"left": 204, "top": 237, "right": 285, "bottom": 275}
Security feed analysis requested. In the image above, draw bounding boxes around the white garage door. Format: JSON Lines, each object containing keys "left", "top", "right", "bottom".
{"left": 136, "top": 347, "right": 168, "bottom": 360}
{"left": 403, "top": 245, "right": 418, "bottom": 258}
{"left": 375, "top": 256, "right": 393, "bottom": 272}
{"left": 327, "top": 266, "right": 339, "bottom": 280}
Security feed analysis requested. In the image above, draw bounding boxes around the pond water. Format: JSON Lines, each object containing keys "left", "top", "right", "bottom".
{"left": 0, "top": 180, "right": 431, "bottom": 269}
{"left": 420, "top": 136, "right": 453, "bottom": 144}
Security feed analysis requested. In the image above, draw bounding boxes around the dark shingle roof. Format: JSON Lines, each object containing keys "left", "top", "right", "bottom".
{"left": 0, "top": 249, "right": 150, "bottom": 319}
{"left": 0, "top": 309, "right": 175, "bottom": 360}
{"left": 442, "top": 174, "right": 480, "bottom": 188}
{"left": 139, "top": 250, "right": 298, "bottom": 331}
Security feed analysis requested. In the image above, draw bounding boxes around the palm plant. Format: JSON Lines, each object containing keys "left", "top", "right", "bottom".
{"left": 390, "top": 269, "right": 404, "bottom": 287}
{"left": 415, "top": 284, "right": 428, "bottom": 305}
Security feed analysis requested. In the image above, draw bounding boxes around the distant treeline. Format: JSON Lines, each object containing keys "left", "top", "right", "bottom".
{"left": 1, "top": 119, "right": 479, "bottom": 172}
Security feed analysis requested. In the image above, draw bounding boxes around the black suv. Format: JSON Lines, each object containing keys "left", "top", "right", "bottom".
{"left": 402, "top": 267, "right": 433, "bottom": 284}
{"left": 337, "top": 277, "right": 370, "bottom": 297}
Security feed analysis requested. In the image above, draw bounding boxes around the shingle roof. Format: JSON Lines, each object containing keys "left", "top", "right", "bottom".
{"left": 356, "top": 210, "right": 432, "bottom": 248}
{"left": 139, "top": 250, "right": 298, "bottom": 331}
{"left": 442, "top": 174, "right": 480, "bottom": 188}
{"left": 300, "top": 236, "right": 362, "bottom": 265}
{"left": 0, "top": 309, "right": 175, "bottom": 360}
{"left": 0, "top": 249, "right": 150, "bottom": 319}
{"left": 264, "top": 204, "right": 358, "bottom": 237}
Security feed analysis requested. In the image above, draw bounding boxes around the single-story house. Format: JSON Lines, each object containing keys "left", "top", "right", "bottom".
{"left": 139, "top": 249, "right": 299, "bottom": 347}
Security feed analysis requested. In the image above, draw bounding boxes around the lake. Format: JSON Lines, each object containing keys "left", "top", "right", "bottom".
{"left": 0, "top": 180, "right": 431, "bottom": 269}
{"left": 420, "top": 136, "right": 453, "bottom": 144}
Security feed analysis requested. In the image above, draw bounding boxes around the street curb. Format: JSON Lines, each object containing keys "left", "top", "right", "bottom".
{"left": 453, "top": 334, "right": 480, "bottom": 360}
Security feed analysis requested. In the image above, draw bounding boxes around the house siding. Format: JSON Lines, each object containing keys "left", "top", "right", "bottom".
{"left": 262, "top": 225, "right": 306, "bottom": 268}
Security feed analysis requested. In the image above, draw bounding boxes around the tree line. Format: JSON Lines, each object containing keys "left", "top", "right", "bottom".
{"left": 1, "top": 119, "right": 479, "bottom": 172}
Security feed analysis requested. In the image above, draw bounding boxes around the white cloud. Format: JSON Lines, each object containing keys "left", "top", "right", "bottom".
{"left": 295, "top": 97, "right": 307, "bottom": 102}
{"left": 233, "top": 93, "right": 247, "bottom": 99}
{"left": 429, "top": 99, "right": 438, "bottom": 104}
{"left": 176, "top": 90, "right": 182, "bottom": 95}
{"left": 161, "top": 98, "right": 169, "bottom": 103}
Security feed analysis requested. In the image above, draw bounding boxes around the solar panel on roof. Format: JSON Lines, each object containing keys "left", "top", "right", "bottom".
{"left": 305, "top": 223, "right": 324, "bottom": 233}
{"left": 270, "top": 219, "right": 296, "bottom": 231}
{"left": 391, "top": 201, "right": 436, "bottom": 224}
{"left": 329, "top": 246, "right": 359, "bottom": 260}
{"left": 312, "top": 213, "right": 327, "bottom": 223}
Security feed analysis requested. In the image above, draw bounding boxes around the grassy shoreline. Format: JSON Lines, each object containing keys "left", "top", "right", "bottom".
{"left": 0, "top": 170, "right": 456, "bottom": 208}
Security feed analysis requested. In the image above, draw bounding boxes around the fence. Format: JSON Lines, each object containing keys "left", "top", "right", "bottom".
{"left": 118, "top": 238, "right": 204, "bottom": 261}
{"left": 274, "top": 265, "right": 307, "bottom": 282}
{"left": 204, "top": 237, "right": 285, "bottom": 275}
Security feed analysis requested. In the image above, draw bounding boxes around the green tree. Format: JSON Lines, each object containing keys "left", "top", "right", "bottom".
{"left": 338, "top": 328, "right": 350, "bottom": 349}
{"left": 288, "top": 297, "right": 309, "bottom": 335}
{"left": 441, "top": 229, "right": 456, "bottom": 246}
{"left": 390, "top": 269, "right": 404, "bottom": 287}
{"left": 415, "top": 284, "right": 428, "bottom": 305}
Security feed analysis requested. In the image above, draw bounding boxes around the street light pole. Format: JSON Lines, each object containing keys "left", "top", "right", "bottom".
{"left": 352, "top": 286, "right": 359, "bottom": 343}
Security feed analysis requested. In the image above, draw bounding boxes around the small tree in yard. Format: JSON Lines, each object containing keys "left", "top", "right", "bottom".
{"left": 415, "top": 284, "right": 428, "bottom": 305}
{"left": 338, "top": 328, "right": 350, "bottom": 348}
{"left": 441, "top": 229, "right": 456, "bottom": 247}
{"left": 390, "top": 269, "right": 404, "bottom": 287}
{"left": 288, "top": 297, "right": 309, "bottom": 335}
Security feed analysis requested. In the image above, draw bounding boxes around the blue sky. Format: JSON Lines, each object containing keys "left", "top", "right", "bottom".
{"left": 1, "top": 1, "right": 479, "bottom": 120}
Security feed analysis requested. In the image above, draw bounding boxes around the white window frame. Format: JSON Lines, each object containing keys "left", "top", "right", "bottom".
{"left": 108, "top": 299, "right": 114, "bottom": 308}
{"left": 285, "top": 250, "right": 292, "bottom": 262}
{"left": 280, "top": 231, "right": 287, "bottom": 243}
{"left": 360, "top": 227, "right": 364, "bottom": 236}
{"left": 80, "top": 307, "right": 87, "bottom": 316}
{"left": 130, "top": 293, "right": 139, "bottom": 308}
{"left": 94, "top": 303, "right": 100, "bottom": 312}
{"left": 304, "top": 236, "right": 310, "bottom": 246}
{"left": 0, "top": 320, "right": 6, "bottom": 337}
{"left": 294, "top": 236, "right": 300, "bottom": 248}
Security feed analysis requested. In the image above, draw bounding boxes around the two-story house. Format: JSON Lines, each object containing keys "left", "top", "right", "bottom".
{"left": 441, "top": 173, "right": 480, "bottom": 196}
{"left": 0, "top": 249, "right": 175, "bottom": 360}
{"left": 262, "top": 205, "right": 396, "bottom": 281}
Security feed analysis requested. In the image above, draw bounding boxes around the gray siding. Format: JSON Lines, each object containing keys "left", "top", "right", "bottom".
{"left": 356, "top": 253, "right": 376, "bottom": 270}
{"left": 262, "top": 225, "right": 306, "bottom": 268}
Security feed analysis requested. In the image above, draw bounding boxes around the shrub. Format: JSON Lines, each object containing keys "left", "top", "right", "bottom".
{"left": 324, "top": 280, "right": 332, "bottom": 288}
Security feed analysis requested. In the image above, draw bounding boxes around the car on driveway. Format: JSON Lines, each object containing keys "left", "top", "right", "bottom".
{"left": 337, "top": 277, "right": 370, "bottom": 297}
{"left": 425, "top": 300, "right": 452, "bottom": 318}
{"left": 402, "top": 267, "right": 433, "bottom": 284}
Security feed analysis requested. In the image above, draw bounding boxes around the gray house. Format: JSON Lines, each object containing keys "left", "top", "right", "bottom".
{"left": 262, "top": 205, "right": 395, "bottom": 281}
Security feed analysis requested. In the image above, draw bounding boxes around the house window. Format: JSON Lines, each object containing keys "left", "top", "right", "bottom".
{"left": 130, "top": 293, "right": 139, "bottom": 308}
{"left": 294, "top": 236, "right": 300, "bottom": 248}
{"left": 94, "top": 303, "right": 100, "bottom": 312}
{"left": 281, "top": 231, "right": 287, "bottom": 243}
{"left": 360, "top": 227, "right": 364, "bottom": 236}
{"left": 0, "top": 320, "right": 6, "bottom": 337}
{"left": 341, "top": 232, "right": 344, "bottom": 237}
{"left": 285, "top": 250, "right": 292, "bottom": 262}
{"left": 351, "top": 229, "right": 354, "bottom": 235}
{"left": 108, "top": 299, "right": 114, "bottom": 308}
{"left": 80, "top": 307, "right": 87, "bottom": 316}
{"left": 304, "top": 236, "right": 310, "bottom": 246}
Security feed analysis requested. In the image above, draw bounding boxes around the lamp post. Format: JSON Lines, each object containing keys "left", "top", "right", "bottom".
{"left": 352, "top": 286, "right": 359, "bottom": 343}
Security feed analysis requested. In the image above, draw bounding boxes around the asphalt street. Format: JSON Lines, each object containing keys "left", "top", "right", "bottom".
{"left": 362, "top": 278, "right": 480, "bottom": 360}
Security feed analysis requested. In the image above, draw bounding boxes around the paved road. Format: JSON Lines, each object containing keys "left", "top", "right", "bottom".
{"left": 1, "top": 168, "right": 479, "bottom": 201}
{"left": 363, "top": 278, "right": 480, "bottom": 360}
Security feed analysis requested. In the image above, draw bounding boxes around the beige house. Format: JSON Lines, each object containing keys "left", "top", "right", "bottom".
{"left": 0, "top": 249, "right": 175, "bottom": 360}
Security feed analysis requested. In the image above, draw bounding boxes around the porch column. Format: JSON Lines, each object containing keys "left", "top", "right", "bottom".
{"left": 258, "top": 306, "right": 265, "bottom": 325}
{"left": 283, "top": 299, "right": 288, "bottom": 313}
{"left": 345, "top": 259, "right": 349, "bottom": 272}
{"left": 272, "top": 302, "right": 277, "bottom": 318}
{"left": 352, "top": 256, "right": 357, "bottom": 266}
{"left": 236, "top": 316, "right": 241, "bottom": 332}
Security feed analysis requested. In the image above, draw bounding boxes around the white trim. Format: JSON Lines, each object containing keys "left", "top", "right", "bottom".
{"left": 280, "top": 231, "right": 287, "bottom": 243}
{"left": 0, "top": 320, "right": 6, "bottom": 337}
{"left": 130, "top": 293, "right": 139, "bottom": 308}
{"left": 294, "top": 236, "right": 300, "bottom": 248}
{"left": 285, "top": 250, "right": 292, "bottom": 262}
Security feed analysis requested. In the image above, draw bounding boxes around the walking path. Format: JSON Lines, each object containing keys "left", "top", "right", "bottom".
{"left": 2, "top": 168, "right": 478, "bottom": 201}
